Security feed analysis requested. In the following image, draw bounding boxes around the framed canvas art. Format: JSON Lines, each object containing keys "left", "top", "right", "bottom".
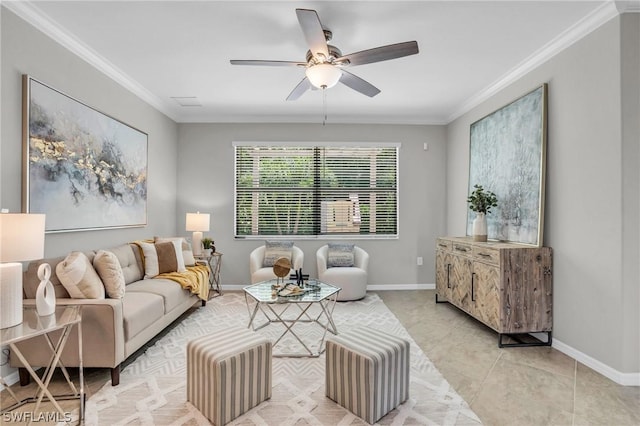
{"left": 23, "top": 75, "right": 148, "bottom": 233}
{"left": 466, "top": 84, "right": 547, "bottom": 246}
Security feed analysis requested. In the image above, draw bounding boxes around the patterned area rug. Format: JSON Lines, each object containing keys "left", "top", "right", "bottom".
{"left": 83, "top": 293, "right": 481, "bottom": 425}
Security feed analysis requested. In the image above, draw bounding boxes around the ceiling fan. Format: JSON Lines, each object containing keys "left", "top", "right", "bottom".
{"left": 230, "top": 8, "right": 419, "bottom": 100}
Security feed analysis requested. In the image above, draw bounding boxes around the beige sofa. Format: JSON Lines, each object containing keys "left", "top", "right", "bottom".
{"left": 10, "top": 242, "right": 205, "bottom": 386}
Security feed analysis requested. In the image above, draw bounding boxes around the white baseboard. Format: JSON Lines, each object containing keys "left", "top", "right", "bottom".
{"left": 366, "top": 283, "right": 435, "bottom": 291}
{"left": 552, "top": 338, "right": 640, "bottom": 386}
{"left": 0, "top": 370, "right": 19, "bottom": 389}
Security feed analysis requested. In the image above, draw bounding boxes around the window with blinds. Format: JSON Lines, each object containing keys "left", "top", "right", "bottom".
{"left": 235, "top": 143, "right": 398, "bottom": 238}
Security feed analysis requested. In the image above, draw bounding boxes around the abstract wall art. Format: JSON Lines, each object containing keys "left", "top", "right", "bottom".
{"left": 467, "top": 84, "right": 547, "bottom": 246}
{"left": 23, "top": 75, "right": 148, "bottom": 232}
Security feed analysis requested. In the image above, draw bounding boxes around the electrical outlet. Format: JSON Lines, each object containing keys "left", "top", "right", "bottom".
{"left": 417, "top": 256, "right": 423, "bottom": 266}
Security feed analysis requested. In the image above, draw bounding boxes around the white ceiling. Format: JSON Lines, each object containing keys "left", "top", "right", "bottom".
{"left": 5, "top": 1, "right": 631, "bottom": 124}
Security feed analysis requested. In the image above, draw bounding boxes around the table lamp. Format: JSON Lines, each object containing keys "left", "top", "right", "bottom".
{"left": 186, "top": 212, "right": 210, "bottom": 257}
{"left": 0, "top": 213, "right": 46, "bottom": 329}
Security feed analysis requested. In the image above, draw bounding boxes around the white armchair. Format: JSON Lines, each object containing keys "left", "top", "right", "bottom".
{"left": 249, "top": 245, "right": 304, "bottom": 284}
{"left": 317, "top": 244, "right": 369, "bottom": 301}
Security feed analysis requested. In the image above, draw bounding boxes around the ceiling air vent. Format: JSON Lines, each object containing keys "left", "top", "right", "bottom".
{"left": 170, "top": 96, "right": 202, "bottom": 107}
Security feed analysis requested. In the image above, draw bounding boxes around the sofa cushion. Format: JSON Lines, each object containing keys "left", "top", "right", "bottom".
{"left": 123, "top": 291, "right": 164, "bottom": 341}
{"left": 93, "top": 250, "right": 126, "bottom": 299}
{"left": 56, "top": 251, "right": 105, "bottom": 299}
{"left": 327, "top": 243, "right": 355, "bottom": 267}
{"left": 107, "top": 244, "right": 143, "bottom": 285}
{"left": 263, "top": 240, "right": 294, "bottom": 267}
{"left": 126, "top": 278, "right": 193, "bottom": 313}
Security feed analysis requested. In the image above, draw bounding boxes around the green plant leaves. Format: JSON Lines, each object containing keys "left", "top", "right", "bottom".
{"left": 467, "top": 184, "right": 498, "bottom": 214}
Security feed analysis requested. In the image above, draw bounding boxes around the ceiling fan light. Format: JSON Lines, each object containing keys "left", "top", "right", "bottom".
{"left": 306, "top": 64, "right": 342, "bottom": 89}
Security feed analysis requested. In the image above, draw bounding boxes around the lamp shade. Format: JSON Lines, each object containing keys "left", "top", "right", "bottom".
{"left": 0, "top": 213, "right": 46, "bottom": 262}
{"left": 185, "top": 212, "right": 210, "bottom": 232}
{"left": 1, "top": 213, "right": 46, "bottom": 328}
{"left": 306, "top": 64, "right": 342, "bottom": 89}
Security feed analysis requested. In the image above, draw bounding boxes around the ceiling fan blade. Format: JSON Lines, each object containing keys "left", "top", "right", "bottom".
{"left": 339, "top": 70, "right": 381, "bottom": 97}
{"left": 286, "top": 77, "right": 312, "bottom": 101}
{"left": 296, "top": 9, "right": 329, "bottom": 60}
{"left": 230, "top": 60, "right": 306, "bottom": 67}
{"left": 335, "top": 41, "right": 419, "bottom": 66}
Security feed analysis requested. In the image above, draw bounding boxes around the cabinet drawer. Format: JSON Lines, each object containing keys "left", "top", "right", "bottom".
{"left": 452, "top": 242, "right": 472, "bottom": 256}
{"left": 473, "top": 246, "right": 500, "bottom": 265}
{"left": 436, "top": 238, "right": 452, "bottom": 251}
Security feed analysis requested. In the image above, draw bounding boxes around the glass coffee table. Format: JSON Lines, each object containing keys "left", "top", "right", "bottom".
{"left": 243, "top": 279, "right": 340, "bottom": 357}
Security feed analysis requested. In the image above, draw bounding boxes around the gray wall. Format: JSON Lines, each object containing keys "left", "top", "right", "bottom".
{"left": 1, "top": 9, "right": 179, "bottom": 378}
{"left": 620, "top": 13, "right": 640, "bottom": 376}
{"left": 446, "top": 15, "right": 639, "bottom": 374}
{"left": 1, "top": 8, "right": 180, "bottom": 256}
{"left": 176, "top": 123, "right": 446, "bottom": 286}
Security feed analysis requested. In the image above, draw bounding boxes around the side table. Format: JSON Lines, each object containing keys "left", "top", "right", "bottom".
{"left": 0, "top": 306, "right": 84, "bottom": 423}
{"left": 195, "top": 252, "right": 222, "bottom": 298}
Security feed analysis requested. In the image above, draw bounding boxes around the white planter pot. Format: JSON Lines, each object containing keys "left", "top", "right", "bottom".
{"left": 473, "top": 212, "right": 488, "bottom": 242}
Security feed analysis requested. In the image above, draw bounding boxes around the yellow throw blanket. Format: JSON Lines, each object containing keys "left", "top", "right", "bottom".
{"left": 156, "top": 264, "right": 210, "bottom": 301}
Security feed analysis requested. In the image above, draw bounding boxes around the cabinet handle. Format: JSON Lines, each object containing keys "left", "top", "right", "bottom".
{"left": 454, "top": 246, "right": 469, "bottom": 252}
{"left": 471, "top": 272, "right": 476, "bottom": 302}
{"left": 478, "top": 253, "right": 492, "bottom": 258}
{"left": 438, "top": 243, "right": 448, "bottom": 248}
{"left": 446, "top": 263, "right": 451, "bottom": 288}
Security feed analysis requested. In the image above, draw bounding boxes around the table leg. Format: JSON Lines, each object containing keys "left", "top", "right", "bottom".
{"left": 9, "top": 343, "right": 66, "bottom": 416}
{"left": 33, "top": 324, "right": 75, "bottom": 415}
{"left": 78, "top": 319, "right": 84, "bottom": 422}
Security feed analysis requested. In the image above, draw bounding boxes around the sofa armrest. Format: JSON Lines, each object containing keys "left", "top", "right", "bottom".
{"left": 11, "top": 298, "right": 125, "bottom": 369}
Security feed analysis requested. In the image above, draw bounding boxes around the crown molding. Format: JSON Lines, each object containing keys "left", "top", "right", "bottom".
{"left": 446, "top": 1, "right": 621, "bottom": 123}
{"left": 3, "top": 1, "right": 626, "bottom": 126}
{"left": 616, "top": 0, "right": 640, "bottom": 13}
{"left": 2, "top": 1, "right": 178, "bottom": 121}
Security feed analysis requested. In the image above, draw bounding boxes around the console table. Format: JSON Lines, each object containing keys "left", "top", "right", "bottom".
{"left": 435, "top": 237, "right": 553, "bottom": 347}
{"left": 0, "top": 306, "right": 84, "bottom": 422}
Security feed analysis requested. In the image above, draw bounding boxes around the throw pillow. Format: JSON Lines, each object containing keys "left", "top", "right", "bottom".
{"left": 156, "top": 242, "right": 179, "bottom": 274}
{"left": 327, "top": 243, "right": 355, "bottom": 267}
{"left": 56, "top": 251, "right": 105, "bottom": 299}
{"left": 263, "top": 240, "right": 294, "bottom": 267}
{"left": 93, "top": 250, "right": 125, "bottom": 299}
{"left": 138, "top": 241, "right": 160, "bottom": 278}
{"left": 154, "top": 237, "right": 192, "bottom": 268}
{"left": 139, "top": 240, "right": 186, "bottom": 278}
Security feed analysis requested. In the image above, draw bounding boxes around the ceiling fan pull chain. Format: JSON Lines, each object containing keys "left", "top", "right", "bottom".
{"left": 323, "top": 88, "right": 327, "bottom": 126}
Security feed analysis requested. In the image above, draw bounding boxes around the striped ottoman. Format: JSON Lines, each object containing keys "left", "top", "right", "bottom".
{"left": 325, "top": 326, "right": 410, "bottom": 424}
{"left": 187, "top": 327, "right": 272, "bottom": 425}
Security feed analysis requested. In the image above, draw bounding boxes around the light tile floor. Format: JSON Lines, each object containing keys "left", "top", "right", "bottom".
{"left": 377, "top": 290, "right": 640, "bottom": 426}
{"left": 2, "top": 290, "right": 639, "bottom": 425}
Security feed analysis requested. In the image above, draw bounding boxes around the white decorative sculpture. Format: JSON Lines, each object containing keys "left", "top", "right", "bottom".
{"left": 36, "top": 263, "right": 56, "bottom": 316}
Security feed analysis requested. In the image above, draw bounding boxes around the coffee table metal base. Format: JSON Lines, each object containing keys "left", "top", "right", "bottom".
{"left": 243, "top": 280, "right": 340, "bottom": 357}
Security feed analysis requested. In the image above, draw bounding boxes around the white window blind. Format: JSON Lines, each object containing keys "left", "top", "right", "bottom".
{"left": 235, "top": 144, "right": 398, "bottom": 238}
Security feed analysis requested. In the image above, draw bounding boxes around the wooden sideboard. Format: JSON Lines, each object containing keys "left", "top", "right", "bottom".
{"left": 435, "top": 236, "right": 553, "bottom": 347}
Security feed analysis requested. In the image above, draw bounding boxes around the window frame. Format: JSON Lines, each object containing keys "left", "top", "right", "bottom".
{"left": 233, "top": 141, "right": 400, "bottom": 240}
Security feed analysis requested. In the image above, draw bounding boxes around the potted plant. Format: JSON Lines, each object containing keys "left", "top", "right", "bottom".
{"left": 201, "top": 237, "right": 215, "bottom": 256}
{"left": 467, "top": 184, "right": 498, "bottom": 242}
